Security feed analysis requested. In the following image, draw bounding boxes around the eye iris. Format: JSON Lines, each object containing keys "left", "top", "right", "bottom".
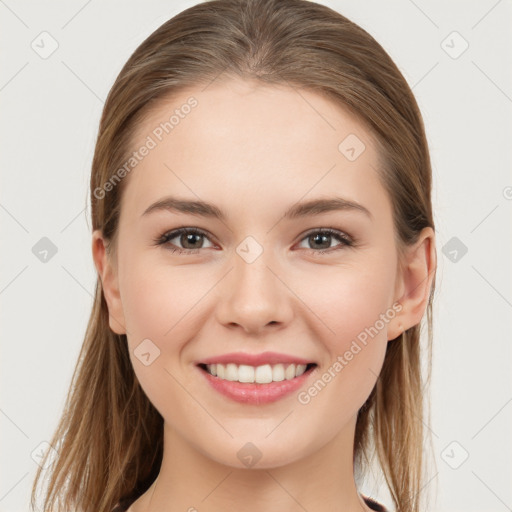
{"left": 182, "top": 232, "right": 202, "bottom": 249}
{"left": 310, "top": 233, "right": 330, "bottom": 250}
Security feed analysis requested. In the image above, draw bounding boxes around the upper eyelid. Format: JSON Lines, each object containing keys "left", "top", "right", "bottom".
{"left": 160, "top": 227, "right": 353, "bottom": 247}
{"left": 166, "top": 227, "right": 217, "bottom": 243}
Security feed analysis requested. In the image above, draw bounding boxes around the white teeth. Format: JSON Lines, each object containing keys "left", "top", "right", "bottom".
{"left": 272, "top": 363, "right": 285, "bottom": 382}
{"left": 285, "top": 364, "right": 296, "bottom": 380}
{"left": 204, "top": 363, "right": 311, "bottom": 383}
{"left": 295, "top": 364, "right": 307, "bottom": 377}
{"left": 225, "top": 363, "right": 238, "bottom": 381}
{"left": 255, "top": 364, "right": 273, "bottom": 384}
{"left": 238, "top": 364, "right": 255, "bottom": 383}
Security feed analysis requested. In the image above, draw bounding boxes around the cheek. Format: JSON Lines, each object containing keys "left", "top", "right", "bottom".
{"left": 294, "top": 258, "right": 396, "bottom": 402}
{"left": 119, "top": 253, "right": 205, "bottom": 343}
{"left": 118, "top": 256, "right": 207, "bottom": 420}
{"left": 300, "top": 258, "right": 396, "bottom": 349}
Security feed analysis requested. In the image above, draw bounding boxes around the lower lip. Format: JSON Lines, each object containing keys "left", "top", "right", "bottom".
{"left": 197, "top": 365, "right": 316, "bottom": 405}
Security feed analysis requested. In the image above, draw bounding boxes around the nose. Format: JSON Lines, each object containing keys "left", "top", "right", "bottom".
{"left": 214, "top": 248, "right": 293, "bottom": 335}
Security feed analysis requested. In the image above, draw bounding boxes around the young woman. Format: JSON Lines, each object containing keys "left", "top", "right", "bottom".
{"left": 31, "top": 1, "right": 437, "bottom": 511}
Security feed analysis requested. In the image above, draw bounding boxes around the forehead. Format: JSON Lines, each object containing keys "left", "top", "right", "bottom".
{"left": 121, "top": 78, "right": 390, "bottom": 223}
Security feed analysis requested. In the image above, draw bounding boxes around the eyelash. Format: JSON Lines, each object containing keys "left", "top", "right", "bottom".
{"left": 153, "top": 227, "right": 355, "bottom": 255}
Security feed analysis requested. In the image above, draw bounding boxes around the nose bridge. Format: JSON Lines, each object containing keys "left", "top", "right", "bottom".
{"left": 215, "top": 236, "right": 290, "bottom": 332}
{"left": 232, "top": 238, "right": 279, "bottom": 305}
{"left": 234, "top": 244, "right": 274, "bottom": 292}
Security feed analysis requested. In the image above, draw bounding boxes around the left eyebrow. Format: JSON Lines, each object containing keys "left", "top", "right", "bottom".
{"left": 283, "top": 196, "right": 373, "bottom": 221}
{"left": 141, "top": 195, "right": 373, "bottom": 221}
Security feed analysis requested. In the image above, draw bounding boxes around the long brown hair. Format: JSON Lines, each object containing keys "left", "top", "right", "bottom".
{"left": 31, "top": 1, "right": 437, "bottom": 511}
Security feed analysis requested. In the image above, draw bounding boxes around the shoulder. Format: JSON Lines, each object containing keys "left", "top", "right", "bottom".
{"left": 362, "top": 493, "right": 389, "bottom": 512}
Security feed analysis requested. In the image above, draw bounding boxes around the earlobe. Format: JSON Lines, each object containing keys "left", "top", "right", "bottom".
{"left": 91, "top": 230, "right": 127, "bottom": 335}
{"left": 388, "top": 227, "right": 436, "bottom": 340}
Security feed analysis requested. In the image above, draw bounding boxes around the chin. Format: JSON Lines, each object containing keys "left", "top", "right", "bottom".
{"left": 201, "top": 435, "right": 312, "bottom": 470}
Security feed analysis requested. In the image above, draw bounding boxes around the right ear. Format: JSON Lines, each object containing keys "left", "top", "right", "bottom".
{"left": 91, "top": 230, "right": 127, "bottom": 335}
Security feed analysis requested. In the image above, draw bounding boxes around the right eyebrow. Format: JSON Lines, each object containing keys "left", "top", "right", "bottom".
{"left": 141, "top": 196, "right": 226, "bottom": 221}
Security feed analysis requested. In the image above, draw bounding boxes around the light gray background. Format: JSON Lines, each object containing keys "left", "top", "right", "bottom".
{"left": 1, "top": 1, "right": 511, "bottom": 511}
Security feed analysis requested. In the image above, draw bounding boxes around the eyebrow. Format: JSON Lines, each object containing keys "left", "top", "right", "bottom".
{"left": 141, "top": 195, "right": 373, "bottom": 221}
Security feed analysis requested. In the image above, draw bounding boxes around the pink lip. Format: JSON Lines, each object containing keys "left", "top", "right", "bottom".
{"left": 197, "top": 364, "right": 316, "bottom": 405}
{"left": 196, "top": 351, "right": 314, "bottom": 366}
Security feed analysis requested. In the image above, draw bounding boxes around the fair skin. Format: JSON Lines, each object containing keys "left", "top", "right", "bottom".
{"left": 92, "top": 78, "right": 436, "bottom": 512}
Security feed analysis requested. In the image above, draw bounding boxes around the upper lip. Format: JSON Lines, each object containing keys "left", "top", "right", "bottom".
{"left": 197, "top": 351, "right": 315, "bottom": 367}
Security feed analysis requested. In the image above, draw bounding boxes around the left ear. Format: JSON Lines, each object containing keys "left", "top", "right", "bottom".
{"left": 387, "top": 227, "right": 437, "bottom": 341}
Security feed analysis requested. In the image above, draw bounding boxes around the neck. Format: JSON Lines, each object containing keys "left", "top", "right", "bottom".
{"left": 130, "top": 416, "right": 372, "bottom": 512}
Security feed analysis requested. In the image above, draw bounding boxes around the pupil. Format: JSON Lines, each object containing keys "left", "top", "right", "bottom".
{"left": 312, "top": 233, "right": 330, "bottom": 249}
{"left": 183, "top": 233, "right": 201, "bottom": 248}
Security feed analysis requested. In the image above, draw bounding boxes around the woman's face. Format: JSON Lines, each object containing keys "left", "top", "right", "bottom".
{"left": 97, "top": 78, "right": 408, "bottom": 468}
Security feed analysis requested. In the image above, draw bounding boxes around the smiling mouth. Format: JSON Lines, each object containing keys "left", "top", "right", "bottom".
{"left": 197, "top": 362, "right": 317, "bottom": 384}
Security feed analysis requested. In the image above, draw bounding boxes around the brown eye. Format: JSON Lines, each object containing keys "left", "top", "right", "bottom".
{"left": 297, "top": 229, "right": 353, "bottom": 254}
{"left": 179, "top": 232, "right": 204, "bottom": 249}
{"left": 155, "top": 228, "right": 215, "bottom": 254}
